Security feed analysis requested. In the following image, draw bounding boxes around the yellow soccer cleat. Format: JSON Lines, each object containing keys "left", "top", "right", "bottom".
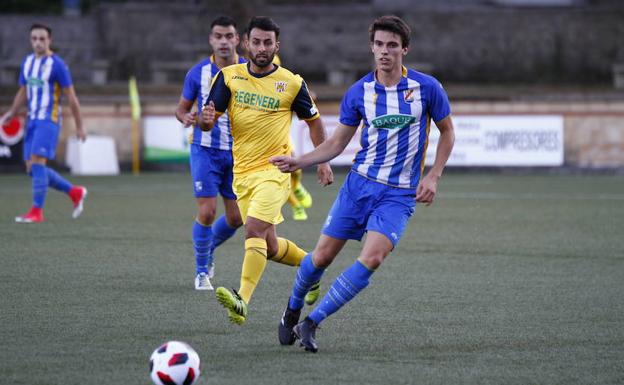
{"left": 294, "top": 185, "right": 313, "bottom": 209}
{"left": 215, "top": 287, "right": 248, "bottom": 325}
{"left": 292, "top": 206, "right": 308, "bottom": 221}
{"left": 304, "top": 281, "right": 321, "bottom": 306}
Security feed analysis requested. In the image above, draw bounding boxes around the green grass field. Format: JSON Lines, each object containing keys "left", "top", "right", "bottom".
{"left": 1, "top": 170, "right": 623, "bottom": 385}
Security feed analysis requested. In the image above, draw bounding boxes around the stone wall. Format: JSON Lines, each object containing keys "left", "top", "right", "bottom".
{"left": 268, "top": 3, "right": 624, "bottom": 83}
{"left": 0, "top": 15, "right": 96, "bottom": 83}
{"left": 1, "top": 1, "right": 622, "bottom": 84}
{"left": 565, "top": 116, "right": 624, "bottom": 167}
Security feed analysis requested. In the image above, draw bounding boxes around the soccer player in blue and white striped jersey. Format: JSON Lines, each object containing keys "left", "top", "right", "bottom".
{"left": 271, "top": 15, "right": 455, "bottom": 352}
{"left": 1, "top": 23, "right": 87, "bottom": 223}
{"left": 175, "top": 16, "right": 245, "bottom": 290}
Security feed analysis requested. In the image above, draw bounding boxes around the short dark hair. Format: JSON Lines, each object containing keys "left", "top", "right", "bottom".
{"left": 30, "top": 23, "right": 52, "bottom": 38}
{"left": 369, "top": 15, "right": 410, "bottom": 48}
{"left": 246, "top": 16, "right": 280, "bottom": 40}
{"left": 210, "top": 15, "right": 237, "bottom": 30}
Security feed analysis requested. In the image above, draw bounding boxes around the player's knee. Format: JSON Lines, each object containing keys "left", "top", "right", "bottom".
{"left": 226, "top": 211, "right": 243, "bottom": 228}
{"left": 30, "top": 155, "right": 47, "bottom": 165}
{"left": 359, "top": 247, "right": 390, "bottom": 270}
{"left": 359, "top": 254, "right": 383, "bottom": 270}
{"left": 244, "top": 226, "right": 265, "bottom": 240}
{"left": 197, "top": 206, "right": 216, "bottom": 225}
{"left": 312, "top": 247, "right": 336, "bottom": 268}
{"left": 266, "top": 241, "right": 279, "bottom": 258}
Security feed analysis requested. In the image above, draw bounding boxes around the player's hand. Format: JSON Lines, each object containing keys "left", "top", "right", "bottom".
{"left": 200, "top": 101, "right": 216, "bottom": 131}
{"left": 317, "top": 162, "right": 333, "bottom": 186}
{"left": 269, "top": 155, "right": 299, "bottom": 173}
{"left": 416, "top": 173, "right": 439, "bottom": 206}
{"left": 182, "top": 112, "right": 197, "bottom": 128}
{"left": 76, "top": 126, "right": 87, "bottom": 142}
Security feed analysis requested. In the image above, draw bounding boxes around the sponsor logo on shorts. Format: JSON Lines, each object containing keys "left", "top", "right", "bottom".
{"left": 195, "top": 181, "right": 203, "bottom": 191}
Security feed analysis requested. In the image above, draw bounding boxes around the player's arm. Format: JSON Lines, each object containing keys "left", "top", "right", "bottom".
{"left": 272, "top": 81, "right": 360, "bottom": 172}
{"left": 64, "top": 86, "right": 86, "bottom": 141}
{"left": 305, "top": 117, "right": 334, "bottom": 185}
{"left": 55, "top": 62, "right": 85, "bottom": 141}
{"left": 175, "top": 97, "right": 196, "bottom": 128}
{"left": 176, "top": 68, "right": 199, "bottom": 127}
{"left": 198, "top": 71, "right": 229, "bottom": 131}
{"left": 416, "top": 115, "right": 455, "bottom": 206}
{"left": 271, "top": 122, "right": 358, "bottom": 172}
{"left": 0, "top": 86, "right": 27, "bottom": 126}
{"left": 290, "top": 79, "right": 334, "bottom": 185}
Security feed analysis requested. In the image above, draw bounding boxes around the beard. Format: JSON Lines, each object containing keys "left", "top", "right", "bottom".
{"left": 249, "top": 51, "right": 275, "bottom": 68}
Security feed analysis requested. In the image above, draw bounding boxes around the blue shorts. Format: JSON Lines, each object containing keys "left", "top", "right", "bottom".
{"left": 189, "top": 144, "right": 236, "bottom": 199}
{"left": 23, "top": 120, "right": 60, "bottom": 161}
{"left": 322, "top": 172, "right": 416, "bottom": 247}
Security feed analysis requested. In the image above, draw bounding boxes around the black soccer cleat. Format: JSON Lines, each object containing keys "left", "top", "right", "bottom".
{"left": 278, "top": 304, "right": 301, "bottom": 345}
{"left": 293, "top": 317, "right": 318, "bottom": 353}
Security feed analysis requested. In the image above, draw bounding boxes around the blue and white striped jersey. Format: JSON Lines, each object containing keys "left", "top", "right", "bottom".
{"left": 182, "top": 55, "right": 246, "bottom": 150}
{"left": 18, "top": 54, "right": 72, "bottom": 124}
{"left": 340, "top": 67, "right": 451, "bottom": 189}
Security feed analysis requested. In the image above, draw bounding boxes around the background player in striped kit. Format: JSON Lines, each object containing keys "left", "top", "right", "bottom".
{"left": 1, "top": 23, "right": 87, "bottom": 223}
{"left": 175, "top": 16, "right": 245, "bottom": 291}
{"left": 271, "top": 15, "right": 456, "bottom": 352}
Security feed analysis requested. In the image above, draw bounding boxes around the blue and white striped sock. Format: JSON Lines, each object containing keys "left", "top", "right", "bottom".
{"left": 308, "top": 259, "right": 373, "bottom": 325}
{"left": 211, "top": 215, "right": 237, "bottom": 250}
{"left": 288, "top": 253, "right": 325, "bottom": 310}
{"left": 46, "top": 167, "right": 72, "bottom": 193}
{"left": 192, "top": 221, "right": 213, "bottom": 275}
{"left": 30, "top": 164, "right": 48, "bottom": 208}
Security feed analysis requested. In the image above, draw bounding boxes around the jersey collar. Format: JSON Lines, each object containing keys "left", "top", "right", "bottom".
{"left": 373, "top": 66, "right": 408, "bottom": 88}
{"left": 246, "top": 61, "right": 279, "bottom": 78}
{"left": 210, "top": 53, "right": 241, "bottom": 67}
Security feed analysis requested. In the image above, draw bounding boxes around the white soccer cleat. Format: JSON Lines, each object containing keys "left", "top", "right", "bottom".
{"left": 207, "top": 263, "right": 215, "bottom": 279}
{"left": 70, "top": 186, "right": 88, "bottom": 219}
{"left": 194, "top": 272, "right": 213, "bottom": 291}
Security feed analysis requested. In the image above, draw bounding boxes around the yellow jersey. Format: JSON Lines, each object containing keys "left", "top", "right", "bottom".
{"left": 208, "top": 63, "right": 319, "bottom": 175}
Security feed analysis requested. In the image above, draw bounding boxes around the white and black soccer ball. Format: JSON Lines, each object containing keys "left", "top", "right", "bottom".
{"left": 149, "top": 341, "right": 201, "bottom": 385}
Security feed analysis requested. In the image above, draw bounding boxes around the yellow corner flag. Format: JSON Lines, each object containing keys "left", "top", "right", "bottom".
{"left": 129, "top": 77, "right": 141, "bottom": 174}
{"left": 129, "top": 76, "right": 141, "bottom": 120}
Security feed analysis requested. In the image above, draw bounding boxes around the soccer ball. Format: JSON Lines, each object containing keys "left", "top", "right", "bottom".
{"left": 149, "top": 341, "right": 201, "bottom": 385}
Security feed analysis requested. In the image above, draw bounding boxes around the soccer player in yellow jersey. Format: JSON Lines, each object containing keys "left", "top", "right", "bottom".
{"left": 199, "top": 16, "right": 333, "bottom": 325}
{"left": 243, "top": 46, "right": 313, "bottom": 221}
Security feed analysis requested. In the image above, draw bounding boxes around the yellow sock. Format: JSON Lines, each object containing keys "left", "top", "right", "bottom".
{"left": 291, "top": 169, "right": 302, "bottom": 190}
{"left": 239, "top": 237, "right": 268, "bottom": 304}
{"left": 269, "top": 237, "right": 307, "bottom": 266}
